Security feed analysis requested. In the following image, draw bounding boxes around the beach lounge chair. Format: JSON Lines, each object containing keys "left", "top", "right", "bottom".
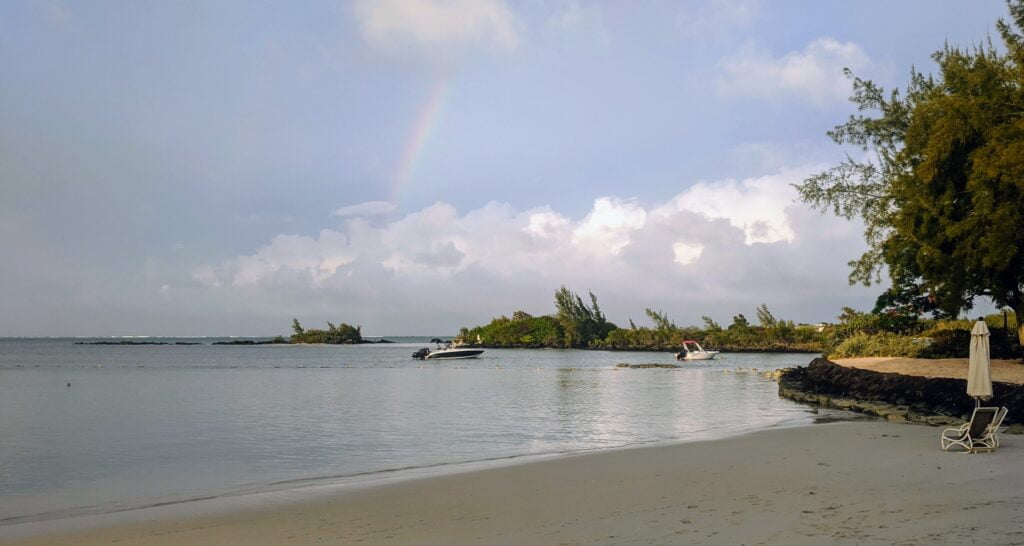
{"left": 989, "top": 407, "right": 1009, "bottom": 448}
{"left": 940, "top": 407, "right": 1005, "bottom": 453}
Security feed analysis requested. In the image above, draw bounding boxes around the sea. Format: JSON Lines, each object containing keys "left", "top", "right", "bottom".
{"left": 0, "top": 337, "right": 822, "bottom": 532}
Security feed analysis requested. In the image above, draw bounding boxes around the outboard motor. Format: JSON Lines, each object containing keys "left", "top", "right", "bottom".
{"left": 412, "top": 348, "right": 430, "bottom": 360}
{"left": 675, "top": 350, "right": 687, "bottom": 361}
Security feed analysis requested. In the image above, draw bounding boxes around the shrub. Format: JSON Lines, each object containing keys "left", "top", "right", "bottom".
{"left": 828, "top": 332, "right": 925, "bottom": 359}
{"left": 919, "top": 326, "right": 1022, "bottom": 359}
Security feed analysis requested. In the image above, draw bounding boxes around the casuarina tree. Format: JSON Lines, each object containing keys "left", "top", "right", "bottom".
{"left": 796, "top": 0, "right": 1024, "bottom": 346}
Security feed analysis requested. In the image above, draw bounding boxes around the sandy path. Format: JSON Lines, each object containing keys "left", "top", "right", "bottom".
{"left": 834, "top": 357, "right": 1024, "bottom": 384}
{"left": 4, "top": 421, "right": 1023, "bottom": 545}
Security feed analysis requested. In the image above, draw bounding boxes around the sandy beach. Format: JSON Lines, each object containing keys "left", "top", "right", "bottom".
{"left": 5, "top": 421, "right": 1022, "bottom": 545}
{"left": 834, "top": 357, "right": 1024, "bottom": 384}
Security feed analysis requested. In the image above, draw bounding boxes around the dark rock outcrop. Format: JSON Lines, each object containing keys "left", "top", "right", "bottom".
{"left": 615, "top": 363, "right": 681, "bottom": 369}
{"left": 212, "top": 338, "right": 289, "bottom": 345}
{"left": 74, "top": 341, "right": 201, "bottom": 346}
{"left": 779, "top": 358, "right": 1024, "bottom": 426}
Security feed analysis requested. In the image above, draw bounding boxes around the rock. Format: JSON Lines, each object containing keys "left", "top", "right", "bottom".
{"left": 616, "top": 363, "right": 682, "bottom": 369}
{"left": 924, "top": 415, "right": 962, "bottom": 427}
{"left": 831, "top": 398, "right": 857, "bottom": 411}
{"left": 777, "top": 358, "right": 1024, "bottom": 426}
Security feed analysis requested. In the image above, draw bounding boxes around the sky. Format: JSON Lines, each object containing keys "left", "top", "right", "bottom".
{"left": 0, "top": 0, "right": 1010, "bottom": 336}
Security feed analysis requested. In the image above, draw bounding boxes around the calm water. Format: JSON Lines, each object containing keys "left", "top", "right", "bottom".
{"left": 0, "top": 338, "right": 818, "bottom": 526}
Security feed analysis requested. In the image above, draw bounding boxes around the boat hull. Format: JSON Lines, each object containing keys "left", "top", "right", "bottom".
{"left": 676, "top": 351, "right": 719, "bottom": 361}
{"left": 679, "top": 350, "right": 720, "bottom": 360}
{"left": 424, "top": 349, "right": 484, "bottom": 360}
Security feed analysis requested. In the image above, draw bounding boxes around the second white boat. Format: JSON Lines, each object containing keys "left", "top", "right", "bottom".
{"left": 675, "top": 340, "right": 719, "bottom": 361}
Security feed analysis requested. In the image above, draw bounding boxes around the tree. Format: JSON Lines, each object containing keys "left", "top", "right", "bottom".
{"left": 289, "top": 319, "right": 361, "bottom": 344}
{"left": 729, "top": 314, "right": 750, "bottom": 330}
{"left": 795, "top": 1, "right": 1024, "bottom": 346}
{"left": 755, "top": 304, "right": 777, "bottom": 328}
{"left": 644, "top": 308, "right": 676, "bottom": 332}
{"left": 553, "top": 286, "right": 615, "bottom": 347}
{"left": 701, "top": 315, "right": 723, "bottom": 332}
{"left": 511, "top": 310, "right": 533, "bottom": 321}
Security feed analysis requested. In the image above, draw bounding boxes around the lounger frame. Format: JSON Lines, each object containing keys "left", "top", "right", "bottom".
{"left": 940, "top": 407, "right": 1007, "bottom": 453}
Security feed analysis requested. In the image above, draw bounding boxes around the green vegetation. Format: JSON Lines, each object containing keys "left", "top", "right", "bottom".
{"left": 825, "top": 307, "right": 1020, "bottom": 359}
{"left": 458, "top": 287, "right": 1020, "bottom": 358}
{"left": 829, "top": 332, "right": 925, "bottom": 359}
{"left": 795, "top": 0, "right": 1024, "bottom": 347}
{"left": 702, "top": 306, "right": 823, "bottom": 352}
{"left": 553, "top": 286, "right": 618, "bottom": 347}
{"left": 289, "top": 319, "right": 362, "bottom": 344}
{"left": 460, "top": 288, "right": 825, "bottom": 352}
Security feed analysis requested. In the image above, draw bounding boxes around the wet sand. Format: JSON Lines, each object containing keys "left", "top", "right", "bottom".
{"left": 835, "top": 357, "right": 1024, "bottom": 384}
{"left": 5, "top": 421, "right": 1022, "bottom": 545}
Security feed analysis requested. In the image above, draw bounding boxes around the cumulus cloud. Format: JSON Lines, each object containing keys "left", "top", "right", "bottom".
{"left": 194, "top": 166, "right": 877, "bottom": 332}
{"left": 672, "top": 242, "right": 704, "bottom": 265}
{"left": 572, "top": 197, "right": 646, "bottom": 255}
{"left": 653, "top": 167, "right": 816, "bottom": 244}
{"left": 354, "top": 0, "right": 520, "bottom": 57}
{"left": 332, "top": 200, "right": 397, "bottom": 218}
{"left": 716, "top": 38, "right": 872, "bottom": 104}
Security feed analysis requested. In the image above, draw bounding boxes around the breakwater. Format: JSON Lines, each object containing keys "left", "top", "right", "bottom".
{"left": 778, "top": 358, "right": 1024, "bottom": 428}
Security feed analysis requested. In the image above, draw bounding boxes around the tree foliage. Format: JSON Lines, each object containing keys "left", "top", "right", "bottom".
{"left": 553, "top": 286, "right": 616, "bottom": 347}
{"left": 290, "top": 320, "right": 362, "bottom": 344}
{"left": 701, "top": 315, "right": 722, "bottom": 332}
{"left": 462, "top": 296, "right": 823, "bottom": 352}
{"left": 795, "top": 1, "right": 1024, "bottom": 346}
{"left": 644, "top": 308, "right": 676, "bottom": 332}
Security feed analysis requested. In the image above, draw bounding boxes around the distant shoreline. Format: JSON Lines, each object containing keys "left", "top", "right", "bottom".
{"left": 63, "top": 339, "right": 820, "bottom": 354}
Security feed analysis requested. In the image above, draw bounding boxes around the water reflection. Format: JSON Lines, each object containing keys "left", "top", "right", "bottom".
{"left": 0, "top": 340, "right": 817, "bottom": 524}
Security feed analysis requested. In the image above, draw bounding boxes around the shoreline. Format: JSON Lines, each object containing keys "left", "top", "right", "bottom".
{"left": 4, "top": 420, "right": 1021, "bottom": 545}
{"left": 0, "top": 409, "right": 826, "bottom": 538}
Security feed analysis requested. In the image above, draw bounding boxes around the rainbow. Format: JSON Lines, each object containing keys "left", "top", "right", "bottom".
{"left": 389, "top": 81, "right": 451, "bottom": 203}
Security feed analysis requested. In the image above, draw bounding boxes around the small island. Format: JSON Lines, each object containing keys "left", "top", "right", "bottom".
{"left": 288, "top": 319, "right": 364, "bottom": 344}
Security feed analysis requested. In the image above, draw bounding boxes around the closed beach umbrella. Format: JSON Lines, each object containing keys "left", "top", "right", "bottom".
{"left": 967, "top": 319, "right": 993, "bottom": 402}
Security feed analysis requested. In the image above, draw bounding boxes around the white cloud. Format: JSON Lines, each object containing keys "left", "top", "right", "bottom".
{"left": 354, "top": 0, "right": 520, "bottom": 56}
{"left": 571, "top": 197, "right": 646, "bottom": 255}
{"left": 191, "top": 266, "right": 222, "bottom": 288}
{"left": 654, "top": 167, "right": 818, "bottom": 244}
{"left": 231, "top": 230, "right": 355, "bottom": 286}
{"left": 672, "top": 241, "right": 704, "bottom": 265}
{"left": 332, "top": 200, "right": 397, "bottom": 218}
{"left": 716, "top": 38, "right": 872, "bottom": 104}
{"left": 195, "top": 166, "right": 877, "bottom": 331}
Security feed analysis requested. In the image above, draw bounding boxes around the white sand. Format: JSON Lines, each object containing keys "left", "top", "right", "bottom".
{"left": 834, "top": 357, "right": 1024, "bottom": 384}
{"left": 4, "top": 421, "right": 1023, "bottom": 545}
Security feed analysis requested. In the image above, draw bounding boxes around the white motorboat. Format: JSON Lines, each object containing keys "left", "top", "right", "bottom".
{"left": 675, "top": 340, "right": 719, "bottom": 361}
{"left": 412, "top": 339, "right": 484, "bottom": 360}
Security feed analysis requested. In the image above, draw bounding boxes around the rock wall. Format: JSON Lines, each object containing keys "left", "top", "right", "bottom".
{"left": 779, "top": 358, "right": 1024, "bottom": 427}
